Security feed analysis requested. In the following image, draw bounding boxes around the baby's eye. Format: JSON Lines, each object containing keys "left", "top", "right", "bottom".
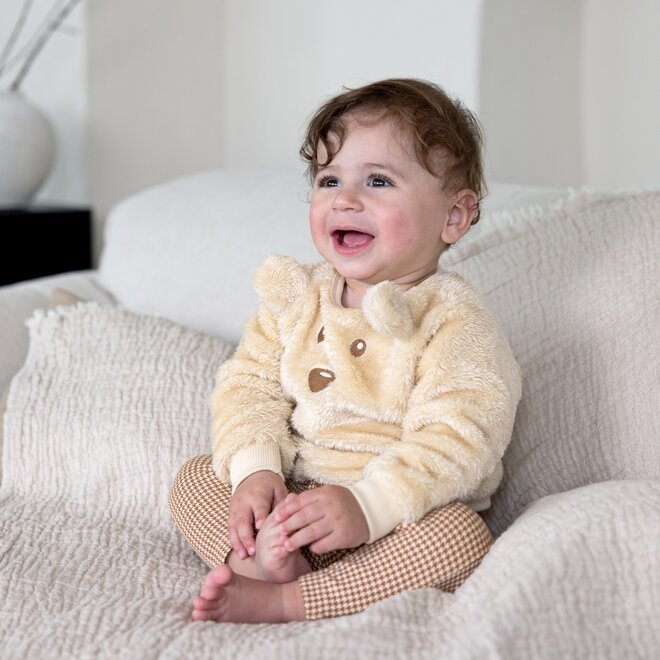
{"left": 367, "top": 173, "right": 393, "bottom": 188}
{"left": 317, "top": 175, "right": 340, "bottom": 188}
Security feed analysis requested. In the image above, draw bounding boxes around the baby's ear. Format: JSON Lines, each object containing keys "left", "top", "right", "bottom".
{"left": 363, "top": 282, "right": 413, "bottom": 339}
{"left": 253, "top": 255, "right": 310, "bottom": 311}
{"left": 441, "top": 189, "right": 479, "bottom": 244}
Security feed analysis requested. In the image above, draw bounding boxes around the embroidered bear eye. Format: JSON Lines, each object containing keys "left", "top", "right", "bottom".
{"left": 317, "top": 327, "right": 325, "bottom": 343}
{"left": 350, "top": 339, "right": 366, "bottom": 357}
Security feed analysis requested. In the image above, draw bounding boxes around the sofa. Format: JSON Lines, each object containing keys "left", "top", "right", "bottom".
{"left": 1, "top": 169, "right": 658, "bottom": 659}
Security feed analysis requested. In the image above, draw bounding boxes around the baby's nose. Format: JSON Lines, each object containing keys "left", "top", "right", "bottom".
{"left": 308, "top": 367, "right": 335, "bottom": 393}
{"left": 332, "top": 184, "right": 363, "bottom": 212}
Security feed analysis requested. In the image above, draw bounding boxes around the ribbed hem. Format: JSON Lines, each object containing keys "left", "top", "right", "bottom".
{"left": 347, "top": 476, "right": 406, "bottom": 544}
{"left": 229, "top": 444, "right": 283, "bottom": 493}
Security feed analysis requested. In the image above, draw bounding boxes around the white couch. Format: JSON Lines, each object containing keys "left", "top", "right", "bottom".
{"left": 1, "top": 169, "right": 658, "bottom": 659}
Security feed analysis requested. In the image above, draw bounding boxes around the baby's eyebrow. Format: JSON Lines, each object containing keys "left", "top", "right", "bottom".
{"left": 363, "top": 162, "right": 403, "bottom": 177}
{"left": 319, "top": 162, "right": 402, "bottom": 175}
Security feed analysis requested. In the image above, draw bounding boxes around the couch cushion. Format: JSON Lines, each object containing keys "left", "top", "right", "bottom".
{"left": 440, "top": 191, "right": 660, "bottom": 534}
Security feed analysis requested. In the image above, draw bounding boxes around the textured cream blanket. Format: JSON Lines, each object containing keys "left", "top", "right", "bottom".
{"left": 1, "top": 190, "right": 659, "bottom": 658}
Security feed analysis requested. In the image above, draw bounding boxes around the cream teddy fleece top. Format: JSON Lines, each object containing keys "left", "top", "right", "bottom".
{"left": 212, "top": 256, "right": 522, "bottom": 543}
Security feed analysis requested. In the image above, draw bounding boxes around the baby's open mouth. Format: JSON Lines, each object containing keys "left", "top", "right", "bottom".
{"left": 333, "top": 229, "right": 375, "bottom": 248}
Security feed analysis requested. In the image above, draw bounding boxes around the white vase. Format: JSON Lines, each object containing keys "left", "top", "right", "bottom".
{"left": 0, "top": 91, "right": 55, "bottom": 208}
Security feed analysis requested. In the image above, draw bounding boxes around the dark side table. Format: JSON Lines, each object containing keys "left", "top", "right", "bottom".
{"left": 0, "top": 206, "right": 93, "bottom": 286}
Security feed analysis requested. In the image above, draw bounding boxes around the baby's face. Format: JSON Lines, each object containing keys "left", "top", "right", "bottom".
{"left": 309, "top": 117, "right": 457, "bottom": 293}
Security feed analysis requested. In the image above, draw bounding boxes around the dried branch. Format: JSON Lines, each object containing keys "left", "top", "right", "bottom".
{"left": 10, "top": 0, "right": 82, "bottom": 92}
{"left": 0, "top": 0, "right": 67, "bottom": 81}
{"left": 0, "top": 0, "right": 35, "bottom": 77}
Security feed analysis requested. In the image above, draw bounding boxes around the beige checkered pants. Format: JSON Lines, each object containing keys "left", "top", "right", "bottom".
{"left": 169, "top": 455, "right": 493, "bottom": 620}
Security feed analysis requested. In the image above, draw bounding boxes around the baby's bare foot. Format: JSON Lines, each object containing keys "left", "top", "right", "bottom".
{"left": 192, "top": 565, "right": 305, "bottom": 623}
{"left": 255, "top": 511, "right": 311, "bottom": 583}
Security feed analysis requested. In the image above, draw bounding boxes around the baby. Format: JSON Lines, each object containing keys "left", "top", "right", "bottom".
{"left": 169, "top": 78, "right": 522, "bottom": 623}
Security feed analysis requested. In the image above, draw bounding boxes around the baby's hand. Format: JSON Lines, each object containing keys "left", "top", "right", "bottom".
{"left": 228, "top": 471, "right": 288, "bottom": 560}
{"left": 274, "top": 485, "right": 369, "bottom": 554}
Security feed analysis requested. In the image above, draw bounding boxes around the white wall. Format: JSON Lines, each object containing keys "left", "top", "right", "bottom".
{"left": 582, "top": 0, "right": 660, "bottom": 190}
{"left": 479, "top": 0, "right": 660, "bottom": 191}
{"left": 87, "top": 0, "right": 225, "bottom": 259}
{"left": 220, "top": 0, "right": 483, "bottom": 174}
{"left": 478, "top": 0, "right": 583, "bottom": 187}
{"left": 0, "top": 0, "right": 87, "bottom": 206}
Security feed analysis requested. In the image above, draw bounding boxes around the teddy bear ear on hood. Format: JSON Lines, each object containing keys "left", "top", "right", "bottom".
{"left": 362, "top": 281, "right": 414, "bottom": 339}
{"left": 253, "top": 255, "right": 311, "bottom": 312}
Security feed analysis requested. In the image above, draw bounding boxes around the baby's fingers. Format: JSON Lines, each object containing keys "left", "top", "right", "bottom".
{"left": 278, "top": 501, "right": 323, "bottom": 535}
{"left": 228, "top": 511, "right": 256, "bottom": 558}
{"left": 253, "top": 501, "right": 270, "bottom": 530}
{"left": 282, "top": 520, "right": 330, "bottom": 553}
{"left": 228, "top": 524, "right": 247, "bottom": 559}
{"left": 274, "top": 492, "right": 305, "bottom": 522}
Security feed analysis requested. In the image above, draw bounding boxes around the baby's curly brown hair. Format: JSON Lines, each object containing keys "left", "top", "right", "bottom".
{"left": 300, "top": 78, "right": 486, "bottom": 225}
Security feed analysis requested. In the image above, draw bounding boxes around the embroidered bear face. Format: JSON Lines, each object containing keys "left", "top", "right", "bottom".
{"left": 308, "top": 326, "right": 367, "bottom": 392}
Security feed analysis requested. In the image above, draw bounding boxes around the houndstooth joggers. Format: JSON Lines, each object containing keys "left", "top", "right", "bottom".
{"left": 169, "top": 454, "right": 493, "bottom": 620}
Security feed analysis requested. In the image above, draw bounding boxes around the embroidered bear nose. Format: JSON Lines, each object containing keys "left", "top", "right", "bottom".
{"left": 308, "top": 367, "right": 335, "bottom": 393}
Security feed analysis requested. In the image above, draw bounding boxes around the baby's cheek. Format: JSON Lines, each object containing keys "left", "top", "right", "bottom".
{"left": 379, "top": 211, "right": 418, "bottom": 248}
{"left": 308, "top": 208, "right": 328, "bottom": 246}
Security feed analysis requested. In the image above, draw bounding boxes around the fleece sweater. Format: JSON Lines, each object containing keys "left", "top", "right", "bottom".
{"left": 211, "top": 256, "right": 522, "bottom": 543}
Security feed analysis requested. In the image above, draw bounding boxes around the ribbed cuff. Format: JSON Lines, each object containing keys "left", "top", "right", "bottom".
{"left": 347, "top": 476, "right": 406, "bottom": 543}
{"left": 229, "top": 444, "right": 283, "bottom": 493}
